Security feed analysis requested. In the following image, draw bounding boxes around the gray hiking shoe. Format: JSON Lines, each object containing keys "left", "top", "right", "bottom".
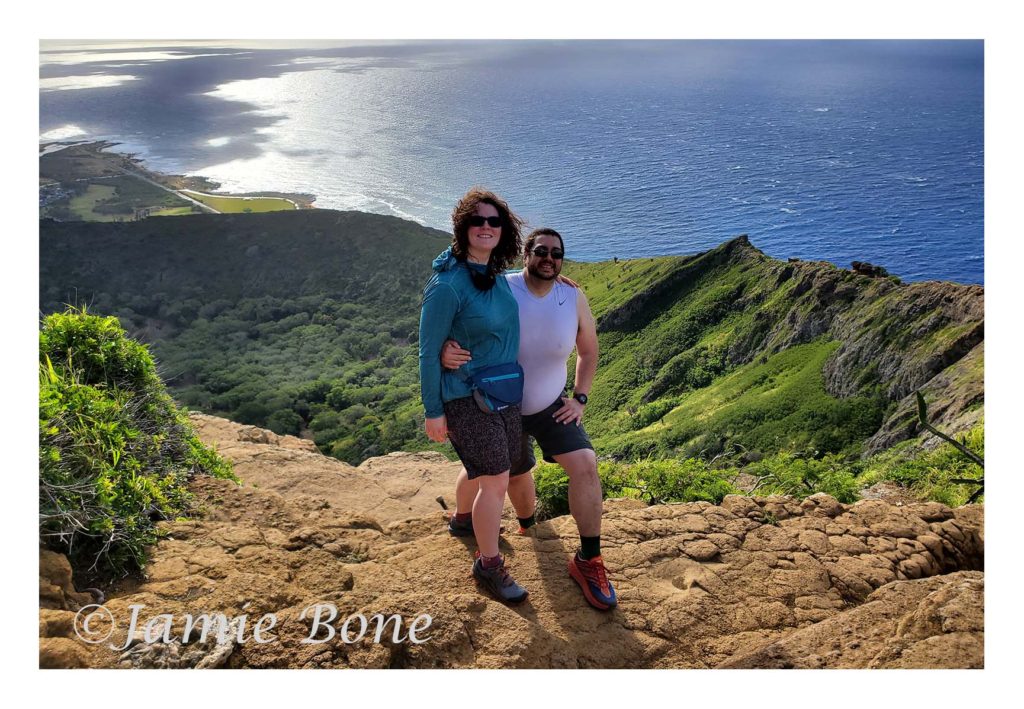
{"left": 448, "top": 514, "right": 474, "bottom": 537}
{"left": 472, "top": 555, "right": 528, "bottom": 604}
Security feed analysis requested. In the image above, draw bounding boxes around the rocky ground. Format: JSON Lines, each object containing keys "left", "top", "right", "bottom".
{"left": 39, "top": 415, "right": 984, "bottom": 669}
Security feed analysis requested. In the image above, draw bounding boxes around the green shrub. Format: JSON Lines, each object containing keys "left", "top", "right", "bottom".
{"left": 266, "top": 409, "right": 303, "bottom": 436}
{"left": 625, "top": 458, "right": 740, "bottom": 505}
{"left": 39, "top": 307, "right": 236, "bottom": 578}
{"left": 859, "top": 422, "right": 984, "bottom": 506}
{"left": 629, "top": 398, "right": 681, "bottom": 430}
{"left": 533, "top": 456, "right": 739, "bottom": 519}
{"left": 738, "top": 451, "right": 861, "bottom": 503}
{"left": 534, "top": 463, "right": 571, "bottom": 519}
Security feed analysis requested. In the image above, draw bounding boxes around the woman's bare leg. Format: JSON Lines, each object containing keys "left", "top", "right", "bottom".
{"left": 473, "top": 471, "right": 510, "bottom": 558}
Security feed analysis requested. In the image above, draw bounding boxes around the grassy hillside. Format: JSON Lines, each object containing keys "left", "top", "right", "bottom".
{"left": 41, "top": 210, "right": 451, "bottom": 462}
{"left": 40, "top": 213, "right": 983, "bottom": 467}
{"left": 562, "top": 236, "right": 982, "bottom": 461}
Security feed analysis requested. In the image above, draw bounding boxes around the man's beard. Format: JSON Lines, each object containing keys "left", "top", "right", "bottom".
{"left": 526, "top": 261, "right": 559, "bottom": 281}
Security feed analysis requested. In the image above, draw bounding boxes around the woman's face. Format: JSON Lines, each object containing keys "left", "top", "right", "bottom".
{"left": 466, "top": 202, "right": 502, "bottom": 262}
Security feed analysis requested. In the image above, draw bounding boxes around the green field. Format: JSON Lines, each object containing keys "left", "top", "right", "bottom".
{"left": 149, "top": 207, "right": 195, "bottom": 217}
{"left": 68, "top": 184, "right": 120, "bottom": 221}
{"left": 182, "top": 190, "right": 297, "bottom": 213}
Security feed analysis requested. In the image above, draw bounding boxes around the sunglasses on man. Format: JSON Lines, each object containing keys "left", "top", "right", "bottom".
{"left": 468, "top": 215, "right": 502, "bottom": 228}
{"left": 530, "top": 246, "right": 564, "bottom": 260}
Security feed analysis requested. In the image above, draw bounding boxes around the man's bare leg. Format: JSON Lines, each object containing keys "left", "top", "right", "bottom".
{"left": 556, "top": 447, "right": 616, "bottom": 609}
{"left": 507, "top": 472, "right": 537, "bottom": 519}
{"left": 552, "top": 449, "right": 602, "bottom": 537}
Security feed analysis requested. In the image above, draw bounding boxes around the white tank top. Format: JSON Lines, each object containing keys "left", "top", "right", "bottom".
{"left": 506, "top": 272, "right": 578, "bottom": 415}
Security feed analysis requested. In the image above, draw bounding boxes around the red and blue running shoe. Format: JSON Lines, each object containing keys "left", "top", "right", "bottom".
{"left": 568, "top": 552, "right": 617, "bottom": 610}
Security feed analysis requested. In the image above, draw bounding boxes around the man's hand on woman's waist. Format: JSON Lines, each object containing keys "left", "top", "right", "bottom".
{"left": 441, "top": 339, "right": 472, "bottom": 370}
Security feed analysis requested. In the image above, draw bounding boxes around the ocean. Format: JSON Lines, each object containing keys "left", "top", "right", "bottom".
{"left": 39, "top": 40, "right": 984, "bottom": 284}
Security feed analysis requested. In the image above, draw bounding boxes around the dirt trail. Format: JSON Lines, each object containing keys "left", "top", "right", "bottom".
{"left": 39, "top": 415, "right": 984, "bottom": 669}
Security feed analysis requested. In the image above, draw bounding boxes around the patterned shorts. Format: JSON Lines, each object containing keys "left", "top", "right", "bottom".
{"left": 443, "top": 396, "right": 523, "bottom": 479}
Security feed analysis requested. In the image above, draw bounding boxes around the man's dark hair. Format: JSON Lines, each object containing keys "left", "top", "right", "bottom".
{"left": 524, "top": 227, "right": 564, "bottom": 256}
{"left": 450, "top": 187, "right": 524, "bottom": 273}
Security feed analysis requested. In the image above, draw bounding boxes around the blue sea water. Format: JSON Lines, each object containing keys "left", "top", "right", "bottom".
{"left": 39, "top": 40, "right": 984, "bottom": 284}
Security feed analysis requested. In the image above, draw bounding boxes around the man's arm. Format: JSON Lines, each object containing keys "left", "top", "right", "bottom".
{"left": 573, "top": 288, "right": 599, "bottom": 396}
{"left": 552, "top": 288, "right": 598, "bottom": 425}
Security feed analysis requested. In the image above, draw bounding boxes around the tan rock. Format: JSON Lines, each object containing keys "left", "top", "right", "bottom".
{"left": 39, "top": 637, "right": 92, "bottom": 668}
{"left": 682, "top": 539, "right": 720, "bottom": 561}
{"left": 39, "top": 550, "right": 91, "bottom": 610}
{"left": 719, "top": 571, "right": 983, "bottom": 668}
{"left": 797, "top": 530, "right": 830, "bottom": 555}
{"left": 45, "top": 414, "right": 981, "bottom": 669}
{"left": 39, "top": 609, "right": 78, "bottom": 638}
{"left": 828, "top": 534, "right": 870, "bottom": 555}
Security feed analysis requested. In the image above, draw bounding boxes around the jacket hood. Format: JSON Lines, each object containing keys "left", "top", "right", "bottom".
{"left": 432, "top": 247, "right": 459, "bottom": 273}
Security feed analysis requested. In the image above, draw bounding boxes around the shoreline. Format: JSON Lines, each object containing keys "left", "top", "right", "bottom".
{"left": 39, "top": 140, "right": 317, "bottom": 209}
{"left": 37, "top": 142, "right": 980, "bottom": 287}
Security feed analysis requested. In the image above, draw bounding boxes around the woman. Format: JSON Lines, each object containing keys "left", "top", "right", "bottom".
{"left": 419, "top": 187, "right": 528, "bottom": 604}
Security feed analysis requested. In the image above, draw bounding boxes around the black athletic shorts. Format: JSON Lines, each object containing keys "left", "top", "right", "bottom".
{"left": 444, "top": 396, "right": 523, "bottom": 480}
{"left": 511, "top": 397, "right": 595, "bottom": 476}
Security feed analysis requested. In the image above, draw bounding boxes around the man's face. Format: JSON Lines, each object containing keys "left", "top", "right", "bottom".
{"left": 525, "top": 234, "right": 564, "bottom": 281}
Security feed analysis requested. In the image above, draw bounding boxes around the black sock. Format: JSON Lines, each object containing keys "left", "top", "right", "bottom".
{"left": 517, "top": 514, "right": 536, "bottom": 529}
{"left": 579, "top": 536, "right": 601, "bottom": 560}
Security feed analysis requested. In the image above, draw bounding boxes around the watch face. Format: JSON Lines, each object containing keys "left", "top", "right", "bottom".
{"left": 574, "top": 393, "right": 588, "bottom": 405}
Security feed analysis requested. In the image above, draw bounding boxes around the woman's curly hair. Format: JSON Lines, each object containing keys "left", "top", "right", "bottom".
{"left": 450, "top": 187, "right": 524, "bottom": 273}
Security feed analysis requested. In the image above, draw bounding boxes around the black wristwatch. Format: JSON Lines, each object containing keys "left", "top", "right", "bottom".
{"left": 573, "top": 392, "right": 589, "bottom": 405}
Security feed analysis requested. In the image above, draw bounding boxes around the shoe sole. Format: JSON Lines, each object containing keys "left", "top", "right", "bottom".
{"left": 568, "top": 561, "right": 616, "bottom": 611}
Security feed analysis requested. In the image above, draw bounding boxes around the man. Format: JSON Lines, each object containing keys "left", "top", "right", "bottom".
{"left": 441, "top": 228, "right": 616, "bottom": 611}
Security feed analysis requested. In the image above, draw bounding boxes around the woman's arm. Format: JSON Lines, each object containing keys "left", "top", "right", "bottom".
{"left": 419, "top": 279, "right": 460, "bottom": 439}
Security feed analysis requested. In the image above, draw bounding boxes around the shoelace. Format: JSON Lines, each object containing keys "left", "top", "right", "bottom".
{"left": 478, "top": 553, "right": 516, "bottom": 588}
{"left": 498, "top": 567, "right": 516, "bottom": 587}
{"left": 580, "top": 558, "right": 609, "bottom": 592}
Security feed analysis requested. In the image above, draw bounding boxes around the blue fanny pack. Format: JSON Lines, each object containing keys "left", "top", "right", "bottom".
{"left": 461, "top": 362, "right": 524, "bottom": 414}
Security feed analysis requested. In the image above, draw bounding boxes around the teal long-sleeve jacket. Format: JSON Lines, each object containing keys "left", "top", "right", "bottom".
{"left": 419, "top": 248, "right": 520, "bottom": 419}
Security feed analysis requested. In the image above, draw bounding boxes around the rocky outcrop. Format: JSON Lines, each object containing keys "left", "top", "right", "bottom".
{"left": 40, "top": 418, "right": 984, "bottom": 669}
{"left": 823, "top": 281, "right": 984, "bottom": 402}
{"left": 759, "top": 259, "right": 984, "bottom": 449}
{"left": 39, "top": 549, "right": 94, "bottom": 611}
{"left": 864, "top": 342, "right": 984, "bottom": 455}
{"left": 186, "top": 413, "right": 457, "bottom": 522}
{"left": 719, "top": 571, "right": 983, "bottom": 668}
